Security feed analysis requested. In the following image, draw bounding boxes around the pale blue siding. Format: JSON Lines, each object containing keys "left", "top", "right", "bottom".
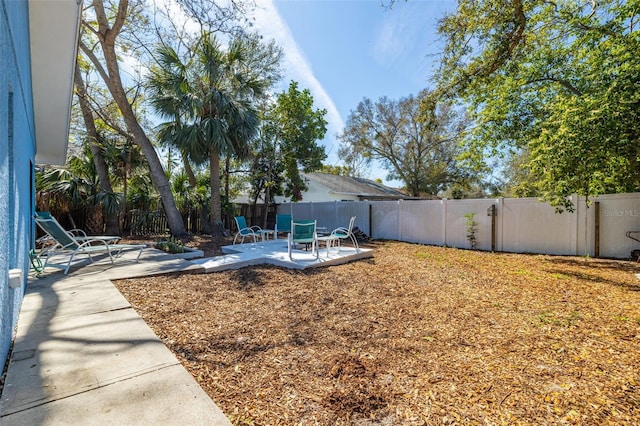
{"left": 0, "top": 0, "right": 36, "bottom": 368}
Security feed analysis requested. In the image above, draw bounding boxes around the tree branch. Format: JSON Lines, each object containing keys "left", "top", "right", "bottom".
{"left": 78, "top": 40, "right": 110, "bottom": 85}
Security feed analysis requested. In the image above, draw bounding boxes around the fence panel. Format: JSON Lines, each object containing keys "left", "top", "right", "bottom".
{"left": 336, "top": 202, "right": 370, "bottom": 237}
{"left": 596, "top": 193, "right": 640, "bottom": 259}
{"left": 277, "top": 192, "right": 640, "bottom": 259}
{"left": 277, "top": 202, "right": 371, "bottom": 236}
{"left": 285, "top": 202, "right": 314, "bottom": 222}
{"left": 309, "top": 202, "right": 338, "bottom": 231}
{"left": 500, "top": 198, "right": 575, "bottom": 255}
{"left": 442, "top": 199, "right": 495, "bottom": 250}
{"left": 397, "top": 200, "right": 443, "bottom": 245}
{"left": 371, "top": 201, "right": 401, "bottom": 240}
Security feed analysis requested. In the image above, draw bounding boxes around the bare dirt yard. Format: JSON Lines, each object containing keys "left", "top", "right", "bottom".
{"left": 114, "top": 238, "right": 640, "bottom": 425}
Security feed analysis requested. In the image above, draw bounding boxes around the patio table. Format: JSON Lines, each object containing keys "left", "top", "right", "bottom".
{"left": 260, "top": 229, "right": 275, "bottom": 241}
{"left": 317, "top": 234, "right": 340, "bottom": 257}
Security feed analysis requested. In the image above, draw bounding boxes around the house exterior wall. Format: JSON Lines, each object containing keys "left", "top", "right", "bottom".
{"left": 0, "top": 0, "right": 36, "bottom": 368}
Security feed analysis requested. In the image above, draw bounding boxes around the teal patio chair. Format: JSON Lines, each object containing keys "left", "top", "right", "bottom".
{"left": 288, "top": 219, "right": 319, "bottom": 260}
{"left": 233, "top": 216, "right": 265, "bottom": 244}
{"left": 34, "top": 213, "right": 146, "bottom": 275}
{"left": 274, "top": 214, "right": 292, "bottom": 240}
{"left": 330, "top": 216, "right": 359, "bottom": 251}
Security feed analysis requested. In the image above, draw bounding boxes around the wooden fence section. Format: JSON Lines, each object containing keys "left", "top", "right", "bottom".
{"left": 124, "top": 204, "right": 277, "bottom": 236}
{"left": 278, "top": 192, "right": 640, "bottom": 259}
{"left": 126, "top": 210, "right": 170, "bottom": 236}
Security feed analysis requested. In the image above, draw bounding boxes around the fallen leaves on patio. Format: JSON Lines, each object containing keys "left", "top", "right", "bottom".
{"left": 114, "top": 240, "right": 640, "bottom": 425}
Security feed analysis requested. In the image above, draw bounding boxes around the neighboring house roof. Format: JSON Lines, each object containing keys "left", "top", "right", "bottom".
{"left": 233, "top": 172, "right": 425, "bottom": 205}
{"left": 301, "top": 172, "right": 415, "bottom": 201}
{"left": 30, "top": 0, "right": 82, "bottom": 165}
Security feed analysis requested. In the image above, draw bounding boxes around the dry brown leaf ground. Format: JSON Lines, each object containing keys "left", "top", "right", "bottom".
{"left": 114, "top": 238, "right": 640, "bottom": 425}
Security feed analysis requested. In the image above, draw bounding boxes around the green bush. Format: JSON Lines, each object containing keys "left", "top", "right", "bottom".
{"left": 156, "top": 236, "right": 185, "bottom": 254}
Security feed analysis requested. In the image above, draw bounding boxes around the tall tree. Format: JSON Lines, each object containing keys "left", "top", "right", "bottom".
{"left": 250, "top": 81, "right": 327, "bottom": 204}
{"left": 147, "top": 32, "right": 281, "bottom": 232}
{"left": 80, "top": 0, "right": 187, "bottom": 235}
{"left": 338, "top": 90, "right": 471, "bottom": 197}
{"left": 436, "top": 0, "right": 640, "bottom": 209}
{"left": 74, "top": 62, "right": 120, "bottom": 234}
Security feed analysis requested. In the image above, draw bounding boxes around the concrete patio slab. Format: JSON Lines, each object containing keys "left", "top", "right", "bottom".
{"left": 192, "top": 239, "right": 373, "bottom": 272}
{"left": 191, "top": 252, "right": 266, "bottom": 272}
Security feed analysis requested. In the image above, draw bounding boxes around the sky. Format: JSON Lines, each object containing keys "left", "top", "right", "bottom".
{"left": 249, "top": 0, "right": 456, "bottom": 185}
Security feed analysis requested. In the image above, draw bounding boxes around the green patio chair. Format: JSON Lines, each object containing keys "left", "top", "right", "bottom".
{"left": 274, "top": 214, "right": 292, "bottom": 240}
{"left": 233, "top": 216, "right": 265, "bottom": 244}
{"left": 288, "top": 219, "right": 319, "bottom": 260}
{"left": 34, "top": 213, "right": 145, "bottom": 275}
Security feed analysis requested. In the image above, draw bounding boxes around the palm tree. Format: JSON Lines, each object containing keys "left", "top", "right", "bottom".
{"left": 147, "top": 32, "right": 281, "bottom": 233}
{"left": 37, "top": 146, "right": 122, "bottom": 234}
{"left": 100, "top": 132, "right": 146, "bottom": 231}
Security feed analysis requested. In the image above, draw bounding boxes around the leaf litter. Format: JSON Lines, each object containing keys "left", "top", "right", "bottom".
{"left": 114, "top": 239, "right": 640, "bottom": 425}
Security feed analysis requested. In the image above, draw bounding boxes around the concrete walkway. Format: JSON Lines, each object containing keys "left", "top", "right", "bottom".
{"left": 0, "top": 248, "right": 231, "bottom": 425}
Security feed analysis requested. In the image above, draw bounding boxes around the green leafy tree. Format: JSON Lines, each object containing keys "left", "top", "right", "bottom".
{"left": 272, "top": 81, "right": 328, "bottom": 201}
{"left": 436, "top": 0, "right": 640, "bottom": 210}
{"left": 249, "top": 81, "right": 327, "bottom": 207}
{"left": 499, "top": 148, "right": 541, "bottom": 198}
{"left": 338, "top": 89, "right": 471, "bottom": 197}
{"left": 147, "top": 32, "right": 281, "bottom": 232}
{"left": 321, "top": 164, "right": 353, "bottom": 176}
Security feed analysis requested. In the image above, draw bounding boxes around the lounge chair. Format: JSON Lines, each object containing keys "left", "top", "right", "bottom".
{"left": 34, "top": 213, "right": 146, "bottom": 274}
{"left": 288, "top": 220, "right": 319, "bottom": 260}
{"left": 233, "top": 216, "right": 265, "bottom": 244}
{"left": 330, "top": 216, "right": 359, "bottom": 251}
{"left": 35, "top": 211, "right": 120, "bottom": 251}
{"left": 274, "top": 214, "right": 292, "bottom": 240}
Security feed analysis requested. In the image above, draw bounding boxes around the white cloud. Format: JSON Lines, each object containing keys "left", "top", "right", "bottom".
{"left": 373, "top": 15, "right": 409, "bottom": 66}
{"left": 372, "top": 4, "right": 434, "bottom": 77}
{"left": 250, "top": 1, "right": 344, "bottom": 162}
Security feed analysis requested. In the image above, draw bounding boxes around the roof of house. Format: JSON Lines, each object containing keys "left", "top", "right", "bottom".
{"left": 30, "top": 0, "right": 82, "bottom": 165}
{"left": 302, "top": 172, "right": 415, "bottom": 200}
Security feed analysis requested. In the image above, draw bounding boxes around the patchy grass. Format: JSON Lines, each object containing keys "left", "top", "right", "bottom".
{"left": 114, "top": 241, "right": 640, "bottom": 425}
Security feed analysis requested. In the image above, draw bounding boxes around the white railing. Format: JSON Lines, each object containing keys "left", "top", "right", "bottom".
{"left": 278, "top": 192, "right": 640, "bottom": 259}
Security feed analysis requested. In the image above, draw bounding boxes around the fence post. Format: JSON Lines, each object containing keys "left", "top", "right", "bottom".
{"left": 441, "top": 198, "right": 447, "bottom": 246}
{"left": 571, "top": 193, "right": 579, "bottom": 255}
{"left": 594, "top": 201, "right": 600, "bottom": 257}
{"left": 497, "top": 197, "right": 504, "bottom": 252}
{"left": 368, "top": 202, "right": 373, "bottom": 239}
{"left": 398, "top": 199, "right": 403, "bottom": 241}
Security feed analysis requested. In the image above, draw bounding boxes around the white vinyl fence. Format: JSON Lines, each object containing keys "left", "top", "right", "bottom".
{"left": 278, "top": 192, "right": 640, "bottom": 259}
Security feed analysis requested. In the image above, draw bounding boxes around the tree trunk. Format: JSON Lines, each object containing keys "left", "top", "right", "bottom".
{"left": 209, "top": 148, "right": 222, "bottom": 234}
{"left": 181, "top": 150, "right": 198, "bottom": 187}
{"left": 224, "top": 156, "right": 231, "bottom": 231}
{"left": 87, "top": 0, "right": 186, "bottom": 237}
{"left": 181, "top": 149, "right": 210, "bottom": 233}
{"left": 74, "top": 63, "right": 120, "bottom": 235}
{"left": 263, "top": 186, "right": 271, "bottom": 229}
{"left": 262, "top": 162, "right": 272, "bottom": 229}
